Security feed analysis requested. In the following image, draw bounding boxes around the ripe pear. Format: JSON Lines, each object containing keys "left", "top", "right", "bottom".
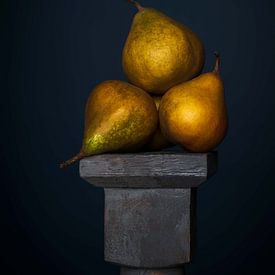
{"left": 123, "top": 0, "right": 204, "bottom": 94}
{"left": 145, "top": 96, "right": 171, "bottom": 151}
{"left": 60, "top": 80, "right": 158, "bottom": 168}
{"left": 159, "top": 53, "right": 228, "bottom": 152}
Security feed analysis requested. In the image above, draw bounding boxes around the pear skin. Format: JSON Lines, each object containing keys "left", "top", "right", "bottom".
{"left": 123, "top": 1, "right": 204, "bottom": 94}
{"left": 60, "top": 80, "right": 158, "bottom": 168}
{"left": 159, "top": 53, "right": 228, "bottom": 152}
{"left": 145, "top": 96, "right": 171, "bottom": 151}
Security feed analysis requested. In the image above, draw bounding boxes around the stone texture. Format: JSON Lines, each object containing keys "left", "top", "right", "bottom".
{"left": 79, "top": 152, "right": 217, "bottom": 188}
{"left": 104, "top": 188, "right": 192, "bottom": 268}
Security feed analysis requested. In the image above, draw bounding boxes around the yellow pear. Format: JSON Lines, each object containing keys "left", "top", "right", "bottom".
{"left": 123, "top": 0, "right": 204, "bottom": 94}
{"left": 159, "top": 53, "right": 228, "bottom": 152}
{"left": 60, "top": 80, "right": 158, "bottom": 168}
{"left": 145, "top": 96, "right": 171, "bottom": 151}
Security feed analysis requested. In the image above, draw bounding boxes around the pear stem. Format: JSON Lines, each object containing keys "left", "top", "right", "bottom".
{"left": 127, "top": 0, "right": 144, "bottom": 11}
{"left": 60, "top": 152, "right": 85, "bottom": 169}
{"left": 213, "top": 51, "right": 221, "bottom": 74}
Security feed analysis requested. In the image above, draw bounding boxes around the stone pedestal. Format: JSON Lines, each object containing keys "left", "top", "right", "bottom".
{"left": 80, "top": 152, "right": 217, "bottom": 274}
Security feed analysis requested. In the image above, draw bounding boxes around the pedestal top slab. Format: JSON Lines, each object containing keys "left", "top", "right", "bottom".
{"left": 79, "top": 151, "right": 217, "bottom": 188}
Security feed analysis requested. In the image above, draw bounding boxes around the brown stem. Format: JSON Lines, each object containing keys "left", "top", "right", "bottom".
{"left": 213, "top": 51, "right": 221, "bottom": 74}
{"left": 60, "top": 152, "right": 85, "bottom": 169}
{"left": 127, "top": 0, "right": 144, "bottom": 11}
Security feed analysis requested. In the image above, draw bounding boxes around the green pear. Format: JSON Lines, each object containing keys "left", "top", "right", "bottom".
{"left": 123, "top": 0, "right": 205, "bottom": 94}
{"left": 159, "top": 53, "right": 228, "bottom": 152}
{"left": 145, "top": 96, "right": 171, "bottom": 151}
{"left": 60, "top": 80, "right": 158, "bottom": 168}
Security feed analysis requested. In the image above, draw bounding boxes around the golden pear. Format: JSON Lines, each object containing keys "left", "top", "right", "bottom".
{"left": 60, "top": 80, "right": 158, "bottom": 168}
{"left": 145, "top": 96, "right": 171, "bottom": 151}
{"left": 123, "top": 0, "right": 204, "bottom": 94}
{"left": 159, "top": 53, "right": 228, "bottom": 152}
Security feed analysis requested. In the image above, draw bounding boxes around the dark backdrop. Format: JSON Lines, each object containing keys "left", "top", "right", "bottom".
{"left": 1, "top": 0, "right": 275, "bottom": 274}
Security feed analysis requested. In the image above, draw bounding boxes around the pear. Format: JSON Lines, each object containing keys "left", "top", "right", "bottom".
{"left": 60, "top": 80, "right": 158, "bottom": 168}
{"left": 123, "top": 0, "right": 204, "bottom": 94}
{"left": 159, "top": 53, "right": 228, "bottom": 152}
{"left": 145, "top": 96, "right": 171, "bottom": 151}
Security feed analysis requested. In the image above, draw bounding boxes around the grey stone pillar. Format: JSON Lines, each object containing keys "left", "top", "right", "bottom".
{"left": 80, "top": 152, "right": 217, "bottom": 274}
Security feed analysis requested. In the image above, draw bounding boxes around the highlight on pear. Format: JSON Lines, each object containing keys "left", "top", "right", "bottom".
{"left": 159, "top": 53, "right": 228, "bottom": 152}
{"left": 60, "top": 80, "right": 158, "bottom": 168}
{"left": 123, "top": 0, "right": 205, "bottom": 94}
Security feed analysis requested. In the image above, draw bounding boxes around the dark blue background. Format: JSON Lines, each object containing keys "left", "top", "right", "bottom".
{"left": 2, "top": 0, "right": 275, "bottom": 274}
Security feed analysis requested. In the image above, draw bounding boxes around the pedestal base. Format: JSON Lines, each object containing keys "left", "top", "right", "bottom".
{"left": 121, "top": 267, "right": 185, "bottom": 275}
{"left": 105, "top": 189, "right": 192, "bottom": 267}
